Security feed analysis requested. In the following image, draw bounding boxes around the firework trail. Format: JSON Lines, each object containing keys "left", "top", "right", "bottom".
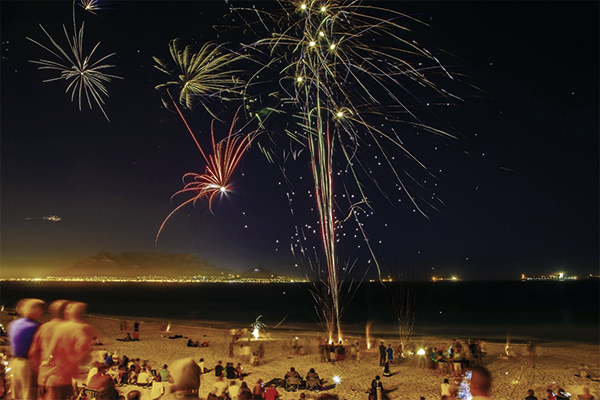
{"left": 155, "top": 103, "right": 254, "bottom": 244}
{"left": 26, "top": 1, "right": 121, "bottom": 121}
{"left": 228, "top": 0, "right": 463, "bottom": 341}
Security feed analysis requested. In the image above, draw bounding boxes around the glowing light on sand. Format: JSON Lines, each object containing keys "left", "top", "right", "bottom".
{"left": 417, "top": 348, "right": 425, "bottom": 355}
{"left": 365, "top": 322, "right": 372, "bottom": 349}
{"left": 333, "top": 376, "right": 341, "bottom": 385}
{"left": 166, "top": 321, "right": 171, "bottom": 332}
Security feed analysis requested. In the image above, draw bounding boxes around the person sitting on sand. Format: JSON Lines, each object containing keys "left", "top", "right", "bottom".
{"left": 239, "top": 382, "right": 252, "bottom": 400}
{"left": 215, "top": 361, "right": 224, "bottom": 377}
{"left": 128, "top": 365, "right": 138, "bottom": 385}
{"left": 160, "top": 358, "right": 200, "bottom": 400}
{"left": 228, "top": 380, "right": 241, "bottom": 400}
{"left": 382, "top": 361, "right": 392, "bottom": 377}
{"left": 441, "top": 378, "right": 451, "bottom": 398}
{"left": 525, "top": 389, "right": 538, "bottom": 400}
{"left": 187, "top": 339, "right": 194, "bottom": 347}
{"left": 369, "top": 376, "right": 384, "bottom": 400}
{"left": 213, "top": 375, "right": 229, "bottom": 399}
{"left": 579, "top": 387, "right": 595, "bottom": 400}
{"left": 252, "top": 379, "right": 265, "bottom": 400}
{"left": 264, "top": 385, "right": 279, "bottom": 400}
{"left": 159, "top": 364, "right": 170, "bottom": 383}
{"left": 306, "top": 368, "right": 322, "bottom": 390}
{"left": 285, "top": 367, "right": 302, "bottom": 388}
{"left": 87, "top": 363, "right": 119, "bottom": 400}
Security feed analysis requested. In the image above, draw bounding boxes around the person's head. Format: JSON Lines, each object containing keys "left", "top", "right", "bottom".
{"left": 583, "top": 388, "right": 590, "bottom": 395}
{"left": 241, "top": 382, "right": 249, "bottom": 389}
{"left": 470, "top": 366, "right": 492, "bottom": 397}
{"left": 309, "top": 368, "right": 315, "bottom": 373}
{"left": 375, "top": 375, "right": 380, "bottom": 381}
{"left": 15, "top": 299, "right": 45, "bottom": 320}
{"left": 98, "top": 363, "right": 110, "bottom": 374}
{"left": 290, "top": 367, "right": 295, "bottom": 372}
{"left": 300, "top": 393, "right": 306, "bottom": 399}
{"left": 169, "top": 358, "right": 200, "bottom": 392}
{"left": 126, "top": 390, "right": 142, "bottom": 400}
{"left": 47, "top": 299, "right": 68, "bottom": 320}
{"left": 163, "top": 364, "right": 168, "bottom": 369}
{"left": 444, "top": 379, "right": 449, "bottom": 384}
{"left": 316, "top": 394, "right": 338, "bottom": 400}
{"left": 199, "top": 358, "right": 204, "bottom": 363}
{"left": 64, "top": 302, "right": 87, "bottom": 321}
{"left": 528, "top": 389, "right": 535, "bottom": 396}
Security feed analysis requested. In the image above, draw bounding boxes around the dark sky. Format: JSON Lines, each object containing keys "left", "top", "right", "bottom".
{"left": 1, "top": 1, "right": 598, "bottom": 280}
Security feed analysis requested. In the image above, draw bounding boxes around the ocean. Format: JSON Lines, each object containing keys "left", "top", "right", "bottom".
{"left": 1, "top": 280, "right": 598, "bottom": 344}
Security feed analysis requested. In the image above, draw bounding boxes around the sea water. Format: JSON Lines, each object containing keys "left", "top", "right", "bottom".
{"left": 1, "top": 280, "right": 597, "bottom": 343}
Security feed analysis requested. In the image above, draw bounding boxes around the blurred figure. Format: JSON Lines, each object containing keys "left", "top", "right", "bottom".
{"left": 87, "top": 363, "right": 119, "bottom": 400}
{"left": 579, "top": 387, "right": 595, "bottom": 400}
{"left": 525, "top": 389, "right": 538, "bottom": 400}
{"left": 7, "top": 298, "right": 45, "bottom": 400}
{"left": 470, "top": 365, "right": 492, "bottom": 400}
{"left": 33, "top": 301, "right": 96, "bottom": 400}
{"left": 161, "top": 358, "right": 200, "bottom": 399}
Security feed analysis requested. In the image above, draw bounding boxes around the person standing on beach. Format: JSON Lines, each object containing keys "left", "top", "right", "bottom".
{"left": 386, "top": 345, "right": 393, "bottom": 365}
{"left": 35, "top": 301, "right": 96, "bottom": 400}
{"left": 378, "top": 342, "right": 386, "bottom": 366}
{"left": 470, "top": 365, "right": 492, "bottom": 400}
{"left": 7, "top": 298, "right": 45, "bottom": 400}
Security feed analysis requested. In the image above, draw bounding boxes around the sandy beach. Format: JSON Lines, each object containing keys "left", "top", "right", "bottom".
{"left": 58, "top": 315, "right": 600, "bottom": 400}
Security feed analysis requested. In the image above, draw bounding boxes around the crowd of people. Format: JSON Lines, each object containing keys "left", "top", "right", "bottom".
{"left": 2, "top": 298, "right": 596, "bottom": 400}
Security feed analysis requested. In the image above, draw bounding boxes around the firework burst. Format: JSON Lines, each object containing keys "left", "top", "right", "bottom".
{"left": 155, "top": 106, "right": 254, "bottom": 244}
{"left": 27, "top": 21, "right": 121, "bottom": 121}
{"left": 230, "top": 0, "right": 463, "bottom": 340}
{"left": 154, "top": 39, "right": 245, "bottom": 121}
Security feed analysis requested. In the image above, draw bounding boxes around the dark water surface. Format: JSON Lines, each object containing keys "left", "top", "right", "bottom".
{"left": 1, "top": 280, "right": 598, "bottom": 343}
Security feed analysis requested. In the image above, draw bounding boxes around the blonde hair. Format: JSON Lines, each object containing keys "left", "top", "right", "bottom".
{"left": 15, "top": 299, "right": 44, "bottom": 319}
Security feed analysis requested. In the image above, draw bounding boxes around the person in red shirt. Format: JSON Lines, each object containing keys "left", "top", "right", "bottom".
{"left": 264, "top": 385, "right": 279, "bottom": 400}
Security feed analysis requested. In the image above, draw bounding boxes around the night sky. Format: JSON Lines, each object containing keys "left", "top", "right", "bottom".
{"left": 2, "top": 1, "right": 598, "bottom": 280}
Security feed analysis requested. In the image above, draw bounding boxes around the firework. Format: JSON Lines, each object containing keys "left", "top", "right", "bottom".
{"left": 250, "top": 315, "right": 267, "bottom": 339}
{"left": 229, "top": 0, "right": 462, "bottom": 341}
{"left": 153, "top": 39, "right": 245, "bottom": 121}
{"left": 27, "top": 20, "right": 121, "bottom": 121}
{"left": 155, "top": 106, "right": 254, "bottom": 244}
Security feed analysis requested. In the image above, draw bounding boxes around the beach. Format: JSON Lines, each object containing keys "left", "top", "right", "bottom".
{"left": 60, "top": 315, "right": 600, "bottom": 400}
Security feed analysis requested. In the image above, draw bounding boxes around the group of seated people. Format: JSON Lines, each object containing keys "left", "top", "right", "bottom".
{"left": 187, "top": 338, "right": 209, "bottom": 347}
{"left": 284, "top": 367, "right": 323, "bottom": 390}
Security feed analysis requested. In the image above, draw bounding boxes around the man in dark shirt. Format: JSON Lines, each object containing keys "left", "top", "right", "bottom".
{"left": 525, "top": 389, "right": 538, "bottom": 400}
{"left": 378, "top": 342, "right": 386, "bottom": 366}
{"left": 215, "top": 360, "right": 224, "bottom": 377}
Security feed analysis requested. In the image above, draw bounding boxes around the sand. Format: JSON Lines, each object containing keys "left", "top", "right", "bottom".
{"left": 73, "top": 315, "right": 600, "bottom": 400}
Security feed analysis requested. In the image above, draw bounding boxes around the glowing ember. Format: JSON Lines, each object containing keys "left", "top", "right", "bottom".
{"left": 365, "top": 322, "right": 372, "bottom": 349}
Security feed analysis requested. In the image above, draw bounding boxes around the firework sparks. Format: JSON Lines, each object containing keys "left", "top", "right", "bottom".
{"left": 155, "top": 106, "right": 254, "bottom": 244}
{"left": 153, "top": 39, "right": 245, "bottom": 121}
{"left": 27, "top": 21, "right": 121, "bottom": 121}
{"left": 229, "top": 0, "right": 462, "bottom": 340}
